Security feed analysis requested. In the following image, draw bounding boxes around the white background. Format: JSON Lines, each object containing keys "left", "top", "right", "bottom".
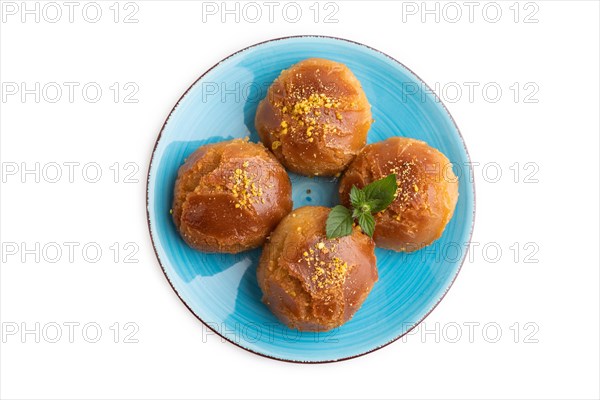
{"left": 1, "top": 1, "right": 599, "bottom": 399}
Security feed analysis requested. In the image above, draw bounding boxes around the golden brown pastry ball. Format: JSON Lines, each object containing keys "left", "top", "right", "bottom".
{"left": 172, "top": 138, "right": 292, "bottom": 253}
{"left": 257, "top": 206, "right": 378, "bottom": 331}
{"left": 339, "top": 137, "right": 459, "bottom": 252}
{"left": 255, "top": 58, "right": 372, "bottom": 177}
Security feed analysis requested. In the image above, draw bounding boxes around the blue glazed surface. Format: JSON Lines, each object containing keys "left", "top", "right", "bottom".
{"left": 147, "top": 36, "right": 475, "bottom": 362}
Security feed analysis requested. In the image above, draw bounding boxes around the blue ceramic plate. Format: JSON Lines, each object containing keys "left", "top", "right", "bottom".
{"left": 147, "top": 36, "right": 475, "bottom": 363}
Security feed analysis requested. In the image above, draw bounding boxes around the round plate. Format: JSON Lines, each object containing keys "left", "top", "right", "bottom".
{"left": 147, "top": 36, "right": 475, "bottom": 363}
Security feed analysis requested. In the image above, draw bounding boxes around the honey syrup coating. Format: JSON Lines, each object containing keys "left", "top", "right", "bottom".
{"left": 339, "top": 137, "right": 459, "bottom": 252}
{"left": 255, "top": 58, "right": 372, "bottom": 177}
{"left": 257, "top": 206, "right": 378, "bottom": 331}
{"left": 172, "top": 138, "right": 293, "bottom": 253}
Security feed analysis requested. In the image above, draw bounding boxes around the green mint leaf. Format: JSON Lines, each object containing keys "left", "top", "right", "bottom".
{"left": 365, "top": 198, "right": 391, "bottom": 214}
{"left": 349, "top": 185, "right": 366, "bottom": 209}
{"left": 328, "top": 174, "right": 397, "bottom": 239}
{"left": 363, "top": 174, "right": 397, "bottom": 213}
{"left": 357, "top": 212, "right": 375, "bottom": 238}
{"left": 326, "top": 205, "right": 353, "bottom": 239}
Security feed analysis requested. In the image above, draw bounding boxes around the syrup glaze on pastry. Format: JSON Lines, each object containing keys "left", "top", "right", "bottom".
{"left": 257, "top": 206, "right": 378, "bottom": 331}
{"left": 255, "top": 58, "right": 372, "bottom": 177}
{"left": 339, "top": 137, "right": 459, "bottom": 252}
{"left": 172, "top": 138, "right": 292, "bottom": 253}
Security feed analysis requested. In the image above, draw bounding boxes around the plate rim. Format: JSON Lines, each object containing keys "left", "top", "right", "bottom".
{"left": 146, "top": 34, "right": 477, "bottom": 364}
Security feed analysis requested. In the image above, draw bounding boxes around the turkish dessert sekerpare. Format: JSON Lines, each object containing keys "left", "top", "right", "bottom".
{"left": 257, "top": 206, "right": 378, "bottom": 331}
{"left": 339, "top": 137, "right": 459, "bottom": 252}
{"left": 172, "top": 138, "right": 293, "bottom": 253}
{"left": 255, "top": 58, "right": 372, "bottom": 177}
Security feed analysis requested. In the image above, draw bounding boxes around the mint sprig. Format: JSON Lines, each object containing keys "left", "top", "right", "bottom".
{"left": 325, "top": 205, "right": 353, "bottom": 238}
{"left": 326, "top": 174, "right": 397, "bottom": 239}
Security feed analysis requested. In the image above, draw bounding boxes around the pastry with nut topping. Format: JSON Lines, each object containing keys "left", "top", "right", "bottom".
{"left": 172, "top": 138, "right": 293, "bottom": 253}
{"left": 257, "top": 206, "right": 377, "bottom": 331}
{"left": 255, "top": 58, "right": 372, "bottom": 177}
{"left": 339, "top": 137, "right": 459, "bottom": 252}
